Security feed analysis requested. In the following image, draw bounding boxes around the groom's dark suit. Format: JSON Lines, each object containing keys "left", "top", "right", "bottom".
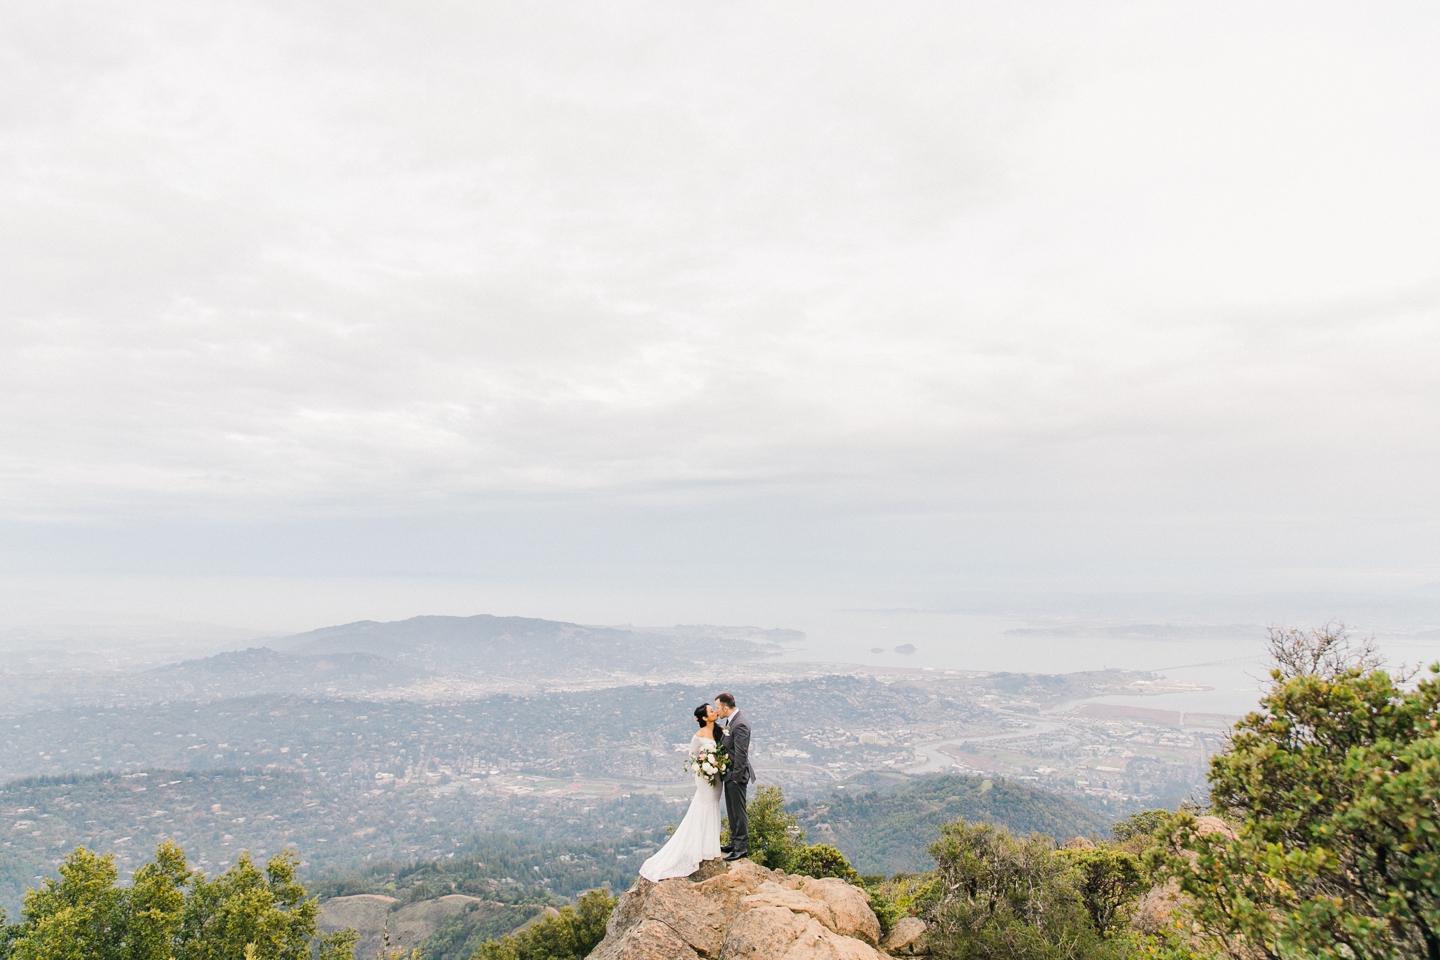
{"left": 721, "top": 709, "right": 754, "bottom": 856}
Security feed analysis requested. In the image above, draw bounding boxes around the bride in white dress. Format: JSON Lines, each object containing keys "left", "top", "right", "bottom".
{"left": 639, "top": 703, "right": 723, "bottom": 881}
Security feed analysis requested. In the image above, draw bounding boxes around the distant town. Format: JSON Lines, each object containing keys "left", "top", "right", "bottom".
{"left": 0, "top": 616, "right": 1231, "bottom": 911}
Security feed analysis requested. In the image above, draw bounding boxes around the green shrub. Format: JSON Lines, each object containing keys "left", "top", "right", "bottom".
{"left": 788, "top": 844, "right": 860, "bottom": 884}
{"left": 927, "top": 820, "right": 1100, "bottom": 960}
{"left": 469, "top": 889, "right": 614, "bottom": 960}
{"left": 855, "top": 871, "right": 944, "bottom": 941}
{"left": 1055, "top": 846, "right": 1144, "bottom": 938}
{"left": 420, "top": 903, "right": 538, "bottom": 960}
{"left": 886, "top": 872, "right": 942, "bottom": 918}
{"left": 1110, "top": 810, "right": 1173, "bottom": 846}
{"left": 742, "top": 786, "right": 804, "bottom": 871}
{"left": 861, "top": 882, "right": 904, "bottom": 939}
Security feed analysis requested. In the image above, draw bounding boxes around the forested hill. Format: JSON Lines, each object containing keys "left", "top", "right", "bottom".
{"left": 0, "top": 766, "right": 672, "bottom": 914}
{"left": 794, "top": 774, "right": 1115, "bottom": 874}
{"left": 274, "top": 614, "right": 779, "bottom": 675}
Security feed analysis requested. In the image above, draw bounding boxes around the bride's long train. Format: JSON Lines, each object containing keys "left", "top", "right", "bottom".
{"left": 638, "top": 735, "right": 723, "bottom": 881}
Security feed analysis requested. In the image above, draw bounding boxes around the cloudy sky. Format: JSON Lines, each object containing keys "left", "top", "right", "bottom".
{"left": 2, "top": 1, "right": 1438, "bottom": 633}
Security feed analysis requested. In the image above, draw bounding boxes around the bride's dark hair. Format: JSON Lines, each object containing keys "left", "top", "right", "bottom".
{"left": 694, "top": 703, "right": 711, "bottom": 727}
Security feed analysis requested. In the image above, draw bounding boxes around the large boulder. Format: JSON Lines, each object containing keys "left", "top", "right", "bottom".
{"left": 591, "top": 860, "right": 892, "bottom": 960}
{"left": 1131, "top": 878, "right": 1181, "bottom": 935}
{"left": 795, "top": 877, "right": 882, "bottom": 946}
{"left": 879, "top": 917, "right": 929, "bottom": 956}
{"left": 1194, "top": 816, "right": 1237, "bottom": 840}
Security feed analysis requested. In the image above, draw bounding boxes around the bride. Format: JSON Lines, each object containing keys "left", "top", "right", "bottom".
{"left": 639, "top": 703, "right": 723, "bottom": 881}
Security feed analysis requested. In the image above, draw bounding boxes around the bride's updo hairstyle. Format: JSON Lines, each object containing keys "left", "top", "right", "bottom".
{"left": 694, "top": 703, "right": 711, "bottom": 727}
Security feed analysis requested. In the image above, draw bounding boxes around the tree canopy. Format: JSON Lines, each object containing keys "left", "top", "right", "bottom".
{"left": 0, "top": 842, "right": 355, "bottom": 960}
{"left": 1164, "top": 625, "right": 1440, "bottom": 959}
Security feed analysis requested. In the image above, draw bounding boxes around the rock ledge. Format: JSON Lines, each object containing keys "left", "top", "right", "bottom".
{"left": 591, "top": 860, "right": 895, "bottom": 960}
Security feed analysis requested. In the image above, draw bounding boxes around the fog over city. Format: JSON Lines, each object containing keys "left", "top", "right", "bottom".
{"left": 3, "top": 3, "right": 1439, "bottom": 690}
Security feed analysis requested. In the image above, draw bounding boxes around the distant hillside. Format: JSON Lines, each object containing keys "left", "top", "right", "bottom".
{"left": 0, "top": 648, "right": 426, "bottom": 714}
{"left": 794, "top": 774, "right": 1117, "bottom": 875}
{"left": 0, "top": 617, "right": 795, "bottom": 714}
{"left": 141, "top": 647, "right": 427, "bottom": 697}
{"left": 318, "top": 892, "right": 537, "bottom": 960}
{"left": 275, "top": 614, "right": 776, "bottom": 676}
{"left": 0, "top": 767, "right": 668, "bottom": 914}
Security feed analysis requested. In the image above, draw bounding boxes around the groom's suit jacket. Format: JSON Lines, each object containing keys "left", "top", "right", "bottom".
{"left": 721, "top": 710, "right": 755, "bottom": 784}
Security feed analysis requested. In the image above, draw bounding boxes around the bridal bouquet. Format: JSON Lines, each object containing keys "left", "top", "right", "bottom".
{"left": 686, "top": 743, "right": 731, "bottom": 786}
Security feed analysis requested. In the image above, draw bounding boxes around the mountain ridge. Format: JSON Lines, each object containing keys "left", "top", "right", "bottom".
{"left": 274, "top": 614, "right": 777, "bottom": 676}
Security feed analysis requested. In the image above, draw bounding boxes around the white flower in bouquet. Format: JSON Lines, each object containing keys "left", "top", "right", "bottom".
{"left": 685, "top": 745, "right": 731, "bottom": 786}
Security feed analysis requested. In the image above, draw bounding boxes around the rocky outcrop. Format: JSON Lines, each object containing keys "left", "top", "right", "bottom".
{"left": 1130, "top": 815, "right": 1237, "bottom": 936}
{"left": 878, "top": 917, "right": 929, "bottom": 956}
{"left": 1193, "top": 816, "right": 1237, "bottom": 840}
{"left": 590, "top": 860, "right": 898, "bottom": 960}
{"left": 1131, "top": 878, "right": 1181, "bottom": 935}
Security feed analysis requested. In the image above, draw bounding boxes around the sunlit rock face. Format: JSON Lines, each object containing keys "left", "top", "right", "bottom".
{"left": 590, "top": 858, "right": 904, "bottom": 960}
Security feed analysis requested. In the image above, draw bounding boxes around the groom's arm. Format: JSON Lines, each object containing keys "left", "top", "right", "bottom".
{"left": 730, "top": 721, "right": 750, "bottom": 781}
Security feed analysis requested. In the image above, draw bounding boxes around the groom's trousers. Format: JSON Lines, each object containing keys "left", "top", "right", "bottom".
{"left": 724, "top": 779, "right": 750, "bottom": 853}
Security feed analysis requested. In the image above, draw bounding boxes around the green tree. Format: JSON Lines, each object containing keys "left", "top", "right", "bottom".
{"left": 8, "top": 847, "right": 127, "bottom": 960}
{"left": 419, "top": 904, "right": 538, "bottom": 960}
{"left": 1111, "top": 811, "right": 1175, "bottom": 847}
{"left": 177, "top": 850, "right": 336, "bottom": 960}
{"left": 1164, "top": 624, "right": 1440, "bottom": 959}
{"left": 128, "top": 840, "right": 192, "bottom": 960}
{"left": 733, "top": 785, "right": 804, "bottom": 870}
{"left": 1056, "top": 846, "right": 1143, "bottom": 938}
{"left": 738, "top": 785, "right": 868, "bottom": 883}
{"left": 927, "top": 819, "right": 1100, "bottom": 960}
{"left": 471, "top": 889, "right": 614, "bottom": 960}
{"left": 0, "top": 843, "right": 354, "bottom": 960}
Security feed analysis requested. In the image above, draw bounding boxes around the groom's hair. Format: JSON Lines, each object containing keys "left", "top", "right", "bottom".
{"left": 716, "top": 692, "right": 736, "bottom": 708}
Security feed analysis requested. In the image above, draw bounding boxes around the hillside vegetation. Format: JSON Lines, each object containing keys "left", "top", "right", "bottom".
{"left": 793, "top": 774, "right": 1114, "bottom": 874}
{"left": 0, "top": 769, "right": 670, "bottom": 914}
{"left": 870, "top": 625, "right": 1440, "bottom": 960}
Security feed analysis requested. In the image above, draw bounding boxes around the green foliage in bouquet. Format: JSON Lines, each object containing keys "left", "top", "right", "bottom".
{"left": 684, "top": 742, "right": 731, "bottom": 787}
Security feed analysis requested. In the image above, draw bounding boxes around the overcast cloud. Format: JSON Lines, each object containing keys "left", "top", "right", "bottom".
{"left": 2, "top": 2, "right": 1438, "bottom": 629}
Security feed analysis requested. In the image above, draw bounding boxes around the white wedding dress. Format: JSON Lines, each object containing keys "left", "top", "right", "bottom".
{"left": 639, "top": 733, "right": 723, "bottom": 881}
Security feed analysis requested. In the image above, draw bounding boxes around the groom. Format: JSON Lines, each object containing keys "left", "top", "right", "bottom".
{"left": 715, "top": 692, "right": 754, "bottom": 861}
